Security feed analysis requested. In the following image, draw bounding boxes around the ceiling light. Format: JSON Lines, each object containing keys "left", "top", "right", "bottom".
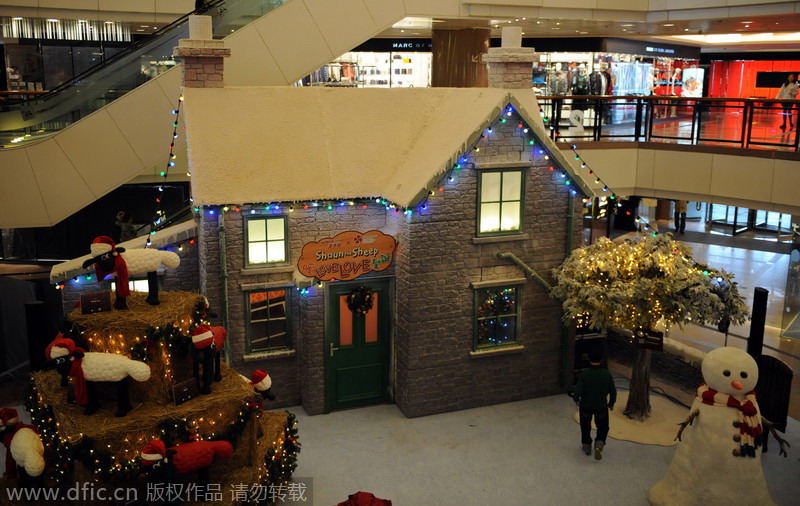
{"left": 672, "top": 31, "right": 800, "bottom": 44}
{"left": 684, "top": 28, "right": 690, "bottom": 31}
{"left": 536, "top": 21, "right": 540, "bottom": 24}
{"left": 621, "top": 24, "right": 634, "bottom": 27}
{"left": 556, "top": 22, "right": 560, "bottom": 25}
{"left": 522, "top": 17, "right": 526, "bottom": 20}
{"left": 46, "top": 18, "right": 58, "bottom": 22}
{"left": 104, "top": 21, "right": 114, "bottom": 24}
{"left": 140, "top": 25, "right": 149, "bottom": 28}
{"left": 13, "top": 16, "right": 22, "bottom": 21}
{"left": 136, "top": 29, "right": 144, "bottom": 32}
{"left": 740, "top": 21, "right": 753, "bottom": 24}
{"left": 744, "top": 25, "right": 750, "bottom": 28}
{"left": 78, "top": 19, "right": 88, "bottom": 23}
{"left": 663, "top": 23, "right": 674, "bottom": 27}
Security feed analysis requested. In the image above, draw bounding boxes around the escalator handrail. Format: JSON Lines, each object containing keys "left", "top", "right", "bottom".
{"left": 4, "top": 0, "right": 227, "bottom": 106}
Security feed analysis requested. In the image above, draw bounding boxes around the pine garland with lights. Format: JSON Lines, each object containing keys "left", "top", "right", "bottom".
{"left": 244, "top": 413, "right": 301, "bottom": 505}
{"left": 24, "top": 375, "right": 296, "bottom": 489}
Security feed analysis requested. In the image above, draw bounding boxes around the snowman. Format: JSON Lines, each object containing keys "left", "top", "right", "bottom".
{"left": 649, "top": 347, "right": 789, "bottom": 506}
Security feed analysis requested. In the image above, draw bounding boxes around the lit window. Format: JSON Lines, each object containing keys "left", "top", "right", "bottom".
{"left": 247, "top": 289, "right": 291, "bottom": 352}
{"left": 478, "top": 170, "right": 524, "bottom": 235}
{"left": 474, "top": 286, "right": 520, "bottom": 349}
{"left": 246, "top": 216, "right": 287, "bottom": 265}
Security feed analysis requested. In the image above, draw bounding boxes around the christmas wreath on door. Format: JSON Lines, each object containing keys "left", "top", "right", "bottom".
{"left": 346, "top": 286, "right": 374, "bottom": 316}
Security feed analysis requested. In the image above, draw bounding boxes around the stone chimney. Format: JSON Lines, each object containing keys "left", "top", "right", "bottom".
{"left": 173, "top": 16, "right": 230, "bottom": 88}
{"left": 481, "top": 27, "right": 536, "bottom": 89}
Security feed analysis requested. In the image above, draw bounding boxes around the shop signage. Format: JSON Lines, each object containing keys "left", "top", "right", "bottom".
{"left": 297, "top": 230, "right": 396, "bottom": 281}
{"left": 352, "top": 38, "right": 432, "bottom": 52}
{"left": 634, "top": 329, "right": 664, "bottom": 351}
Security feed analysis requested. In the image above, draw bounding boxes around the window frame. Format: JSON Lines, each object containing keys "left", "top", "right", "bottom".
{"left": 243, "top": 214, "right": 289, "bottom": 267}
{"left": 476, "top": 168, "right": 526, "bottom": 237}
{"left": 244, "top": 286, "right": 293, "bottom": 353}
{"left": 472, "top": 284, "right": 522, "bottom": 351}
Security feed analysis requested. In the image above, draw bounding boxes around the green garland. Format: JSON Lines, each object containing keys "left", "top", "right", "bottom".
{"left": 245, "top": 412, "right": 301, "bottom": 505}
{"left": 24, "top": 379, "right": 294, "bottom": 488}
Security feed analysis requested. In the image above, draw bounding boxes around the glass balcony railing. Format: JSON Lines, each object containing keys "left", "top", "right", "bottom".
{"left": 0, "top": 0, "right": 288, "bottom": 147}
{"left": 537, "top": 95, "right": 800, "bottom": 152}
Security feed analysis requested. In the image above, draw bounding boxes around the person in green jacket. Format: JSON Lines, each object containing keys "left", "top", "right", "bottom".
{"left": 574, "top": 350, "right": 616, "bottom": 460}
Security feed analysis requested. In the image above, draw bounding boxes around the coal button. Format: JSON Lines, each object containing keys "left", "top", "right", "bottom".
{"left": 733, "top": 434, "right": 741, "bottom": 442}
{"left": 732, "top": 421, "right": 741, "bottom": 428}
{"left": 732, "top": 449, "right": 740, "bottom": 456}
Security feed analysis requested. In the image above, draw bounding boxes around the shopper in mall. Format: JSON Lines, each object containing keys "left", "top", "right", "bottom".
{"left": 573, "top": 350, "right": 617, "bottom": 460}
{"left": 776, "top": 73, "right": 798, "bottom": 130}
{"left": 674, "top": 200, "right": 688, "bottom": 234}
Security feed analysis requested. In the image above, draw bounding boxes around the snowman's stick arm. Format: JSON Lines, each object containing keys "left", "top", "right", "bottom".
{"left": 675, "top": 409, "right": 699, "bottom": 441}
{"left": 761, "top": 417, "right": 790, "bottom": 458}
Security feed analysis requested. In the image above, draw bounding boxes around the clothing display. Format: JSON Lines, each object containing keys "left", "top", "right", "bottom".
{"left": 570, "top": 72, "right": 590, "bottom": 110}
{"left": 547, "top": 72, "right": 568, "bottom": 95}
{"left": 611, "top": 62, "right": 653, "bottom": 96}
{"left": 589, "top": 71, "right": 612, "bottom": 96}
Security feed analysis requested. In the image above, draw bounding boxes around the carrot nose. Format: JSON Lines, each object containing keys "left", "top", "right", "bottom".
{"left": 731, "top": 380, "right": 743, "bottom": 390}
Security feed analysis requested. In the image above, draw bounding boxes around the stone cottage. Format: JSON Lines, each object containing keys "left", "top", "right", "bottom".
{"left": 182, "top": 83, "right": 594, "bottom": 417}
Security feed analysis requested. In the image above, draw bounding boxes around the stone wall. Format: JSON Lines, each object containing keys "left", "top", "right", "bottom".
{"left": 199, "top": 206, "right": 396, "bottom": 414}
{"left": 395, "top": 111, "right": 581, "bottom": 417}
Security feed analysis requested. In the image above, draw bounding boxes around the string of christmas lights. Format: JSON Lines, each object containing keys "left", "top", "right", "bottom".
{"left": 193, "top": 102, "right": 589, "bottom": 222}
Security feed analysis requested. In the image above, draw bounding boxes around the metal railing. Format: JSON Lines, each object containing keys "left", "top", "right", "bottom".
{"left": 537, "top": 95, "right": 800, "bottom": 152}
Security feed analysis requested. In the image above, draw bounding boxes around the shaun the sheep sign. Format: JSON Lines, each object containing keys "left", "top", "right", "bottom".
{"left": 298, "top": 230, "right": 396, "bottom": 281}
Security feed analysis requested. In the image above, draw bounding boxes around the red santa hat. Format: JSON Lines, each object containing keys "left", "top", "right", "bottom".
{"left": 249, "top": 370, "right": 272, "bottom": 392}
{"left": 0, "top": 408, "right": 20, "bottom": 428}
{"left": 45, "top": 336, "right": 75, "bottom": 359}
{"left": 90, "top": 236, "right": 118, "bottom": 257}
{"left": 140, "top": 440, "right": 166, "bottom": 465}
{"left": 192, "top": 325, "right": 215, "bottom": 349}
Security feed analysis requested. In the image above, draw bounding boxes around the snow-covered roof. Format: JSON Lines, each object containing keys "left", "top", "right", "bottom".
{"left": 182, "top": 87, "right": 594, "bottom": 207}
{"left": 49, "top": 220, "right": 196, "bottom": 283}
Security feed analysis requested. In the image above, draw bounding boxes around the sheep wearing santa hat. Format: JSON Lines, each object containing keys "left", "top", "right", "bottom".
{"left": 57, "top": 338, "right": 151, "bottom": 417}
{"left": 0, "top": 408, "right": 37, "bottom": 480}
{"left": 81, "top": 236, "right": 180, "bottom": 310}
{"left": 140, "top": 438, "right": 233, "bottom": 486}
{"left": 9, "top": 427, "right": 45, "bottom": 480}
{"left": 249, "top": 370, "right": 277, "bottom": 406}
{"left": 191, "top": 323, "right": 227, "bottom": 395}
{"left": 43, "top": 334, "right": 79, "bottom": 386}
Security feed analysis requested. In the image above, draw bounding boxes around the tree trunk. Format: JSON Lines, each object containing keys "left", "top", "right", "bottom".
{"left": 624, "top": 346, "right": 652, "bottom": 421}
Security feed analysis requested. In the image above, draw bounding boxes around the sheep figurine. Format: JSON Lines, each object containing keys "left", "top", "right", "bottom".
{"left": 9, "top": 427, "right": 45, "bottom": 482}
{"left": 191, "top": 324, "right": 227, "bottom": 395}
{"left": 81, "top": 235, "right": 180, "bottom": 310}
{"left": 249, "top": 369, "right": 277, "bottom": 408}
{"left": 44, "top": 334, "right": 81, "bottom": 386}
{"left": 0, "top": 408, "right": 36, "bottom": 480}
{"left": 140, "top": 438, "right": 233, "bottom": 489}
{"left": 65, "top": 340, "right": 151, "bottom": 417}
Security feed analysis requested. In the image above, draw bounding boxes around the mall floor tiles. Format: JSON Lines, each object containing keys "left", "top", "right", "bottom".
{"left": 291, "top": 393, "right": 800, "bottom": 506}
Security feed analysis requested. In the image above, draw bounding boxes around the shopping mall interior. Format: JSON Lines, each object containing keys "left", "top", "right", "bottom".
{"left": 1, "top": 1, "right": 800, "bottom": 504}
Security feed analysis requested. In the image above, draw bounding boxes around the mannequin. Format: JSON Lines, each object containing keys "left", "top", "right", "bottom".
{"left": 547, "top": 64, "right": 567, "bottom": 96}
{"left": 590, "top": 62, "right": 612, "bottom": 123}
{"left": 570, "top": 64, "right": 590, "bottom": 111}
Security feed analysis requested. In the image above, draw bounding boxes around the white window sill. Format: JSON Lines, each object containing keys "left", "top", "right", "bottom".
{"left": 243, "top": 349, "right": 296, "bottom": 361}
{"left": 472, "top": 233, "right": 529, "bottom": 245}
{"left": 240, "top": 264, "right": 295, "bottom": 276}
{"left": 469, "top": 344, "right": 525, "bottom": 359}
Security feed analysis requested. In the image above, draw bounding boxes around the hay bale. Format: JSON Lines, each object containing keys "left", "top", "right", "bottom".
{"left": 66, "top": 291, "right": 203, "bottom": 403}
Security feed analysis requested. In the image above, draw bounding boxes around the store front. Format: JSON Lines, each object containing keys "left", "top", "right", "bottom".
{"left": 302, "top": 39, "right": 432, "bottom": 88}
{"left": 705, "top": 53, "right": 800, "bottom": 100}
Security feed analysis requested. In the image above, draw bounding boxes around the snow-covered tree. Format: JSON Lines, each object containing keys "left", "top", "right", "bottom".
{"left": 551, "top": 234, "right": 750, "bottom": 420}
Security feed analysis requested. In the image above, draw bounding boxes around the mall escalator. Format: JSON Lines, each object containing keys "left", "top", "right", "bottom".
{"left": 0, "top": 0, "right": 289, "bottom": 143}
{"left": 0, "top": 0, "right": 408, "bottom": 228}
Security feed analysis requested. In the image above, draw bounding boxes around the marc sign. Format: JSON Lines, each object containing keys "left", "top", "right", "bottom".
{"left": 297, "top": 230, "right": 396, "bottom": 281}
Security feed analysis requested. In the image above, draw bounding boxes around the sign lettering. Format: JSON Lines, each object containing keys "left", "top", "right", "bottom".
{"left": 298, "top": 230, "right": 397, "bottom": 282}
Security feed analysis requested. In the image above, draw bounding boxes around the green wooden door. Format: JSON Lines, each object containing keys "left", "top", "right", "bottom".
{"left": 325, "top": 278, "right": 391, "bottom": 411}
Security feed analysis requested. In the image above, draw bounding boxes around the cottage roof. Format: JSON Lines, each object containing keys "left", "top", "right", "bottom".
{"left": 183, "top": 87, "right": 594, "bottom": 207}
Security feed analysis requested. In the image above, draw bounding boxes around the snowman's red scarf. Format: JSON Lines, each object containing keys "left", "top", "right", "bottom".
{"left": 697, "top": 383, "right": 763, "bottom": 457}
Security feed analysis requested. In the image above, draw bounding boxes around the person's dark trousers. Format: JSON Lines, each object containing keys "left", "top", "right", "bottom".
{"left": 674, "top": 212, "right": 686, "bottom": 233}
{"left": 580, "top": 407, "right": 610, "bottom": 445}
